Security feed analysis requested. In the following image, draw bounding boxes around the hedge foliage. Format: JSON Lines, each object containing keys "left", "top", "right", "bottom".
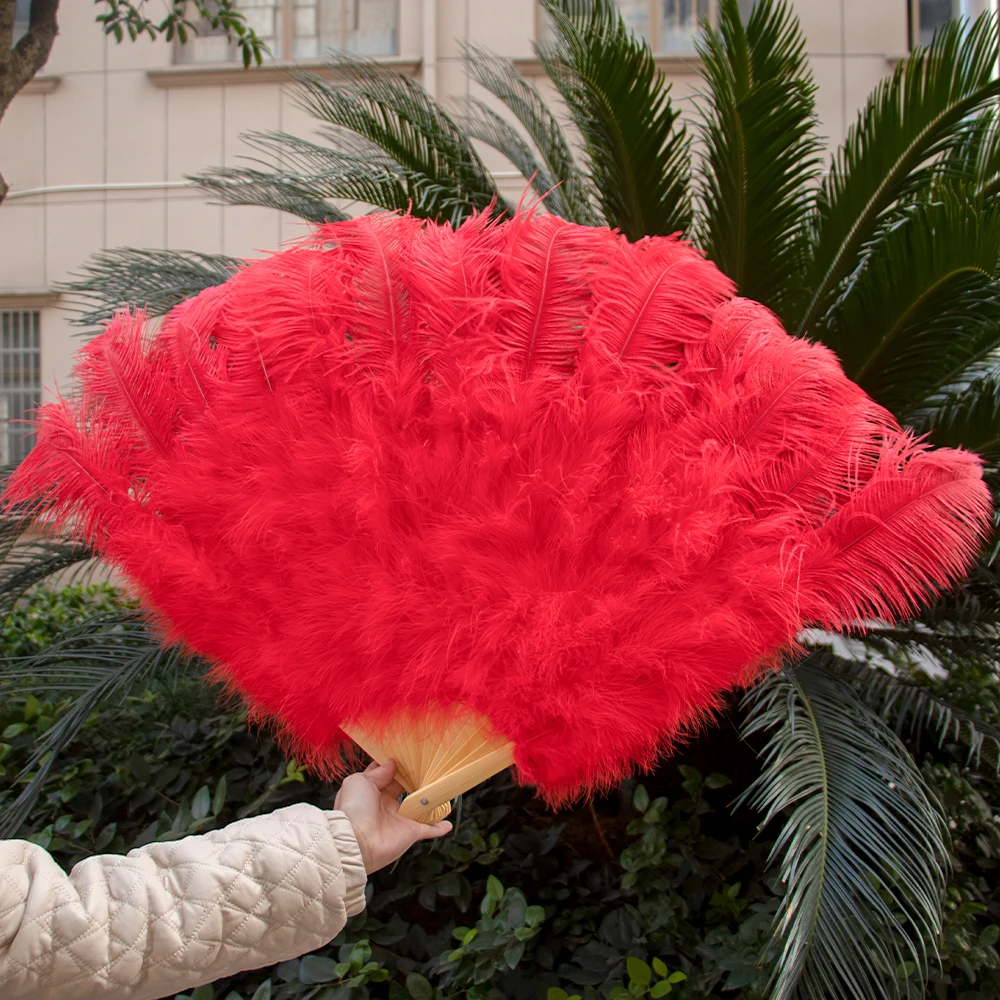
{"left": 1, "top": 585, "right": 998, "bottom": 1000}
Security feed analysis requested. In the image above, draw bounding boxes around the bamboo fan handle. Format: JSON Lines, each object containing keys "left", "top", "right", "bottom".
{"left": 398, "top": 743, "right": 515, "bottom": 823}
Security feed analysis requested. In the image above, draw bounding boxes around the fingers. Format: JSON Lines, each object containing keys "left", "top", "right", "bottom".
{"left": 363, "top": 758, "right": 398, "bottom": 789}
{"left": 382, "top": 779, "right": 406, "bottom": 800}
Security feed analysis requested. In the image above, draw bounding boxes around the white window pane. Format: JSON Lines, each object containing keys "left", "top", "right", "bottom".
{"left": 347, "top": 0, "right": 398, "bottom": 56}
{"left": 617, "top": 0, "right": 651, "bottom": 41}
{"left": 919, "top": 0, "right": 989, "bottom": 46}
{"left": 175, "top": 0, "right": 280, "bottom": 64}
{"left": 661, "top": 0, "right": 704, "bottom": 52}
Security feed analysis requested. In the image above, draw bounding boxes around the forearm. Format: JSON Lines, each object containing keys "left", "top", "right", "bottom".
{"left": 0, "top": 803, "right": 366, "bottom": 1000}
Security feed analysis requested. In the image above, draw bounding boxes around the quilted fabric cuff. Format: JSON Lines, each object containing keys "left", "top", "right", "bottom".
{"left": 326, "top": 812, "right": 367, "bottom": 916}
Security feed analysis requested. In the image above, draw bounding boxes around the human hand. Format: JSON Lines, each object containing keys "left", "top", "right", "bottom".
{"left": 334, "top": 759, "right": 452, "bottom": 874}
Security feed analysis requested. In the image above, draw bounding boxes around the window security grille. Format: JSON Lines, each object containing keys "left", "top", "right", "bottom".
{"left": 0, "top": 310, "right": 41, "bottom": 465}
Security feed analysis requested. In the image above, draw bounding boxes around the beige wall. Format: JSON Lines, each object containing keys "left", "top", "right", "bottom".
{"left": 0, "top": 0, "right": 907, "bottom": 407}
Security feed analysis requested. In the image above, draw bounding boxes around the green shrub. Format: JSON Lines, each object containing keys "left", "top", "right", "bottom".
{"left": 2, "top": 585, "right": 999, "bottom": 1000}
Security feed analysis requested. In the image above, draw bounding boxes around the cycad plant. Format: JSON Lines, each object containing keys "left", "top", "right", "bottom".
{"left": 5, "top": 1, "right": 1000, "bottom": 998}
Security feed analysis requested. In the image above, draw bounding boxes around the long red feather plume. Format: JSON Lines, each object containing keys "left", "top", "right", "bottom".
{"left": 5, "top": 210, "right": 992, "bottom": 803}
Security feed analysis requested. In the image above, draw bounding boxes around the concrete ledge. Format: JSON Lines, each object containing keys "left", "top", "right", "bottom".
{"left": 148, "top": 57, "right": 422, "bottom": 87}
{"left": 20, "top": 74, "right": 61, "bottom": 95}
{"left": 0, "top": 289, "right": 61, "bottom": 307}
{"left": 512, "top": 54, "right": 704, "bottom": 76}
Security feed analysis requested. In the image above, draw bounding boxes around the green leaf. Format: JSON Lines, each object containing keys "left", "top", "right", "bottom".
{"left": 127, "top": 751, "right": 151, "bottom": 784}
{"left": 980, "top": 923, "right": 1000, "bottom": 947}
{"left": 251, "top": 981, "right": 272, "bottom": 1000}
{"left": 740, "top": 659, "right": 949, "bottom": 1000}
{"left": 298, "top": 954, "right": 341, "bottom": 985}
{"left": 649, "top": 983, "right": 672, "bottom": 998}
{"left": 666, "top": 972, "right": 686, "bottom": 984}
{"left": 191, "top": 785, "right": 212, "bottom": 821}
{"left": 487, "top": 874, "right": 504, "bottom": 900}
{"left": 627, "top": 957, "right": 651, "bottom": 987}
{"left": 697, "top": 0, "right": 822, "bottom": 323}
{"left": 633, "top": 785, "right": 650, "bottom": 812}
{"left": 406, "top": 972, "right": 434, "bottom": 1000}
{"left": 212, "top": 776, "right": 227, "bottom": 816}
{"left": 504, "top": 939, "right": 525, "bottom": 968}
{"left": 704, "top": 773, "right": 732, "bottom": 790}
{"left": 796, "top": 14, "right": 1000, "bottom": 335}
{"left": 538, "top": 0, "right": 690, "bottom": 239}
{"left": 651, "top": 957, "right": 667, "bottom": 977}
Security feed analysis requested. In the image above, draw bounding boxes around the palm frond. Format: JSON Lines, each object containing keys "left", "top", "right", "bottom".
{"left": 291, "top": 58, "right": 507, "bottom": 225}
{"left": 740, "top": 659, "right": 949, "bottom": 1000}
{"left": 0, "top": 537, "right": 96, "bottom": 619}
{"left": 912, "top": 368, "right": 1000, "bottom": 459}
{"left": 818, "top": 186, "right": 1000, "bottom": 418}
{"left": 193, "top": 166, "right": 349, "bottom": 223}
{"left": 797, "top": 14, "right": 1000, "bottom": 337}
{"left": 458, "top": 41, "right": 599, "bottom": 224}
{"left": 58, "top": 248, "right": 243, "bottom": 328}
{"left": 453, "top": 98, "right": 567, "bottom": 214}
{"left": 696, "top": 0, "right": 822, "bottom": 323}
{"left": 830, "top": 657, "right": 1000, "bottom": 771}
{"left": 0, "top": 611, "right": 193, "bottom": 836}
{"left": 538, "top": 0, "right": 691, "bottom": 239}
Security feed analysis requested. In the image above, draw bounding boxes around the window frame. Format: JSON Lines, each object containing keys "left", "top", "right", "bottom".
{"left": 535, "top": 0, "right": 719, "bottom": 54}
{"left": 907, "top": 0, "right": 996, "bottom": 50}
{"left": 175, "top": 0, "right": 400, "bottom": 65}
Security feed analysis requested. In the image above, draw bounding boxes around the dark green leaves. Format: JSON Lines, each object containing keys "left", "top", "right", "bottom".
{"left": 821, "top": 187, "right": 1000, "bottom": 418}
{"left": 293, "top": 58, "right": 506, "bottom": 226}
{"left": 538, "top": 0, "right": 690, "bottom": 239}
{"left": 697, "top": 0, "right": 821, "bottom": 322}
{"left": 741, "top": 661, "right": 950, "bottom": 1000}
{"left": 797, "top": 15, "right": 1000, "bottom": 336}
{"left": 458, "top": 42, "right": 599, "bottom": 225}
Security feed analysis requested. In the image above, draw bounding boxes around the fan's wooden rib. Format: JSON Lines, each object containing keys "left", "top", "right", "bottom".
{"left": 428, "top": 723, "right": 482, "bottom": 780}
{"left": 398, "top": 742, "right": 515, "bottom": 822}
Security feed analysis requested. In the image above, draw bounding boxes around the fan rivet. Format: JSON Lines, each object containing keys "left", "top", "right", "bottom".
{"left": 420, "top": 797, "right": 429, "bottom": 805}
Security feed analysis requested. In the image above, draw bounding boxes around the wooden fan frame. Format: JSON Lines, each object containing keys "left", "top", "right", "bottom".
{"left": 343, "top": 710, "right": 515, "bottom": 824}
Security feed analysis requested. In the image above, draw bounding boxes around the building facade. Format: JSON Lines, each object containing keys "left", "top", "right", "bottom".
{"left": 0, "top": 0, "right": 989, "bottom": 461}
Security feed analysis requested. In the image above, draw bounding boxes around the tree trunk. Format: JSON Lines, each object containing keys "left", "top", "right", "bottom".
{"left": 0, "top": 0, "right": 60, "bottom": 205}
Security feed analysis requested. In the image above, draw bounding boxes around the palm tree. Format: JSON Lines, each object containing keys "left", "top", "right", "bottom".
{"left": 5, "top": 2, "right": 1000, "bottom": 997}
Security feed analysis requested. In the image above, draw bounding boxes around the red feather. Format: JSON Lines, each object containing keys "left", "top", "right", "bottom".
{"left": 5, "top": 210, "right": 991, "bottom": 803}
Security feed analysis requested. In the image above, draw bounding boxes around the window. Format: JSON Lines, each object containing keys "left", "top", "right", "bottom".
{"left": 12, "top": 0, "right": 30, "bottom": 46}
{"left": 0, "top": 310, "right": 41, "bottom": 465}
{"left": 911, "top": 0, "right": 991, "bottom": 48}
{"left": 176, "top": 0, "right": 398, "bottom": 64}
{"left": 538, "top": 0, "right": 725, "bottom": 54}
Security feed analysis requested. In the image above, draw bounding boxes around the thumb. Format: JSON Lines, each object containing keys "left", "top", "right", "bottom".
{"left": 417, "top": 819, "right": 453, "bottom": 840}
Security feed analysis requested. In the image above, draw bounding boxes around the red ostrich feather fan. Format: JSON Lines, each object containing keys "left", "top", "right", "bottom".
{"left": 5, "top": 211, "right": 992, "bottom": 821}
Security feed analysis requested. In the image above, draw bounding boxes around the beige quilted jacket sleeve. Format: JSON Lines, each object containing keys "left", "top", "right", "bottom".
{"left": 0, "top": 802, "right": 367, "bottom": 1000}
